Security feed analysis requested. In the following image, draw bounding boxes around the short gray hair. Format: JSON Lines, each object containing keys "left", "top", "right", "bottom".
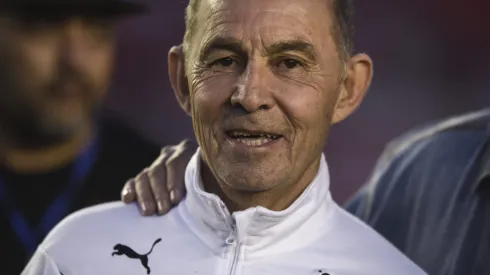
{"left": 183, "top": 0, "right": 355, "bottom": 61}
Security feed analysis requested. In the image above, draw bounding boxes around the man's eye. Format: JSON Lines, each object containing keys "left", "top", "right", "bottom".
{"left": 211, "top": 57, "right": 235, "bottom": 67}
{"left": 280, "top": 58, "right": 302, "bottom": 69}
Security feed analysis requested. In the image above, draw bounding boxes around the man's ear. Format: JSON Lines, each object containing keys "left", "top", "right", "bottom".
{"left": 332, "top": 53, "right": 373, "bottom": 124}
{"left": 168, "top": 45, "right": 191, "bottom": 115}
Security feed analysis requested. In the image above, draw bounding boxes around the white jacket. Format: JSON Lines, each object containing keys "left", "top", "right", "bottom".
{"left": 23, "top": 150, "right": 426, "bottom": 275}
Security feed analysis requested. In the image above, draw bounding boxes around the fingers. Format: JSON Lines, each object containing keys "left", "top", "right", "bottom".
{"left": 146, "top": 147, "right": 173, "bottom": 215}
{"left": 148, "top": 163, "right": 171, "bottom": 215}
{"left": 166, "top": 139, "right": 198, "bottom": 205}
{"left": 135, "top": 169, "right": 157, "bottom": 216}
{"left": 121, "top": 179, "right": 136, "bottom": 203}
{"left": 124, "top": 140, "right": 197, "bottom": 217}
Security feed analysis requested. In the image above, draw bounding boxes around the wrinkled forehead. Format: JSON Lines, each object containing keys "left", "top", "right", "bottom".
{"left": 194, "top": 0, "right": 335, "bottom": 51}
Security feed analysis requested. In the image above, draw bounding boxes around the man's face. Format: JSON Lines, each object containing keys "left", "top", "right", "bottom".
{"left": 0, "top": 11, "right": 117, "bottom": 147}
{"left": 173, "top": 0, "right": 372, "bottom": 192}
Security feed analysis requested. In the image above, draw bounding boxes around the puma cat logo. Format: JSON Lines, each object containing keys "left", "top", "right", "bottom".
{"left": 112, "top": 238, "right": 162, "bottom": 274}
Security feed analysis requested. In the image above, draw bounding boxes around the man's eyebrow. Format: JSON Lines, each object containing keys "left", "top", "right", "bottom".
{"left": 199, "top": 36, "right": 245, "bottom": 60}
{"left": 265, "top": 40, "right": 316, "bottom": 60}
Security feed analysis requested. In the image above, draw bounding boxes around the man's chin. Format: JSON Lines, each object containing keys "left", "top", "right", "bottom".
{"left": 14, "top": 119, "right": 86, "bottom": 149}
{"left": 221, "top": 173, "right": 283, "bottom": 192}
{"left": 15, "top": 129, "right": 76, "bottom": 149}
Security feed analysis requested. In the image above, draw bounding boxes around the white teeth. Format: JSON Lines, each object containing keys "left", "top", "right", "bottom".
{"left": 236, "top": 138, "right": 272, "bottom": 146}
{"left": 233, "top": 131, "right": 250, "bottom": 137}
{"left": 229, "top": 131, "right": 282, "bottom": 146}
{"left": 231, "top": 131, "right": 278, "bottom": 139}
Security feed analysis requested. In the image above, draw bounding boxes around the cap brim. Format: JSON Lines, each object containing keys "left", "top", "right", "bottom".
{"left": 0, "top": 2, "right": 147, "bottom": 17}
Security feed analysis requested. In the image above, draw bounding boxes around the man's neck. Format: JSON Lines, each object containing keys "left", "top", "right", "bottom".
{"left": 0, "top": 125, "right": 92, "bottom": 174}
{"left": 201, "top": 157, "right": 321, "bottom": 213}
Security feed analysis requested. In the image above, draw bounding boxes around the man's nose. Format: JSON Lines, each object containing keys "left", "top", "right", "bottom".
{"left": 230, "top": 63, "right": 276, "bottom": 113}
{"left": 58, "top": 20, "right": 93, "bottom": 69}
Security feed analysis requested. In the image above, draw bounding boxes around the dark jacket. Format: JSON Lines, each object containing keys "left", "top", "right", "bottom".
{"left": 346, "top": 109, "right": 490, "bottom": 275}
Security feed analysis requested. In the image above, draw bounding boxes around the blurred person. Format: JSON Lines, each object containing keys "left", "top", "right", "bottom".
{"left": 23, "top": 0, "right": 425, "bottom": 274}
{"left": 346, "top": 109, "right": 490, "bottom": 275}
{"left": 0, "top": 0, "right": 160, "bottom": 273}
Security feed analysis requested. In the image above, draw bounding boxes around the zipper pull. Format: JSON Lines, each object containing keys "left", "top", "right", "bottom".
{"left": 225, "top": 218, "right": 236, "bottom": 245}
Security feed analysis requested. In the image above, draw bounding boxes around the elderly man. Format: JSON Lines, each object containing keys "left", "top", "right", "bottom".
{"left": 0, "top": 0, "right": 160, "bottom": 273}
{"left": 23, "top": 0, "right": 425, "bottom": 274}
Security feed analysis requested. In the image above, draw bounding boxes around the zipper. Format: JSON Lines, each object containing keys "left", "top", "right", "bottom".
{"left": 225, "top": 217, "right": 240, "bottom": 275}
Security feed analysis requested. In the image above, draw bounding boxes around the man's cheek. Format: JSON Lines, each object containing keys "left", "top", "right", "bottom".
{"left": 192, "top": 108, "right": 213, "bottom": 151}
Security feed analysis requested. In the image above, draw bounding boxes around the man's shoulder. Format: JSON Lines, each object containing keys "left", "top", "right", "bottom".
{"left": 345, "top": 109, "right": 490, "bottom": 256}
{"left": 54, "top": 202, "right": 141, "bottom": 228}
{"left": 329, "top": 206, "right": 426, "bottom": 274}
{"left": 377, "top": 108, "right": 489, "bottom": 184}
{"left": 36, "top": 203, "right": 188, "bottom": 274}
{"left": 41, "top": 202, "right": 180, "bottom": 254}
{"left": 384, "top": 108, "right": 490, "bottom": 163}
{"left": 43, "top": 202, "right": 143, "bottom": 243}
{"left": 360, "top": 108, "right": 490, "bottom": 201}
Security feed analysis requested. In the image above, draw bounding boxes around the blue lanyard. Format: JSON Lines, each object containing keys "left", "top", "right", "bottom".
{"left": 0, "top": 138, "right": 99, "bottom": 256}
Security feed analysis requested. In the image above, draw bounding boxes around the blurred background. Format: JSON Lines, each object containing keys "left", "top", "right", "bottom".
{"left": 105, "top": 0, "right": 490, "bottom": 203}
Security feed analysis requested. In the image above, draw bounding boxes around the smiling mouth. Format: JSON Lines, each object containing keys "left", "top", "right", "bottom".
{"left": 226, "top": 130, "right": 282, "bottom": 146}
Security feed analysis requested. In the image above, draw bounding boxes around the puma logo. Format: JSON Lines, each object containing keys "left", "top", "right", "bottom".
{"left": 112, "top": 238, "right": 162, "bottom": 274}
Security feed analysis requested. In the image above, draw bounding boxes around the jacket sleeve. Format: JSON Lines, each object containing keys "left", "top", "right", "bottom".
{"left": 21, "top": 248, "right": 62, "bottom": 275}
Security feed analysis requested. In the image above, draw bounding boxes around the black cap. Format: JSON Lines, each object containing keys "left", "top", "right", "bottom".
{"left": 0, "top": 0, "right": 147, "bottom": 16}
